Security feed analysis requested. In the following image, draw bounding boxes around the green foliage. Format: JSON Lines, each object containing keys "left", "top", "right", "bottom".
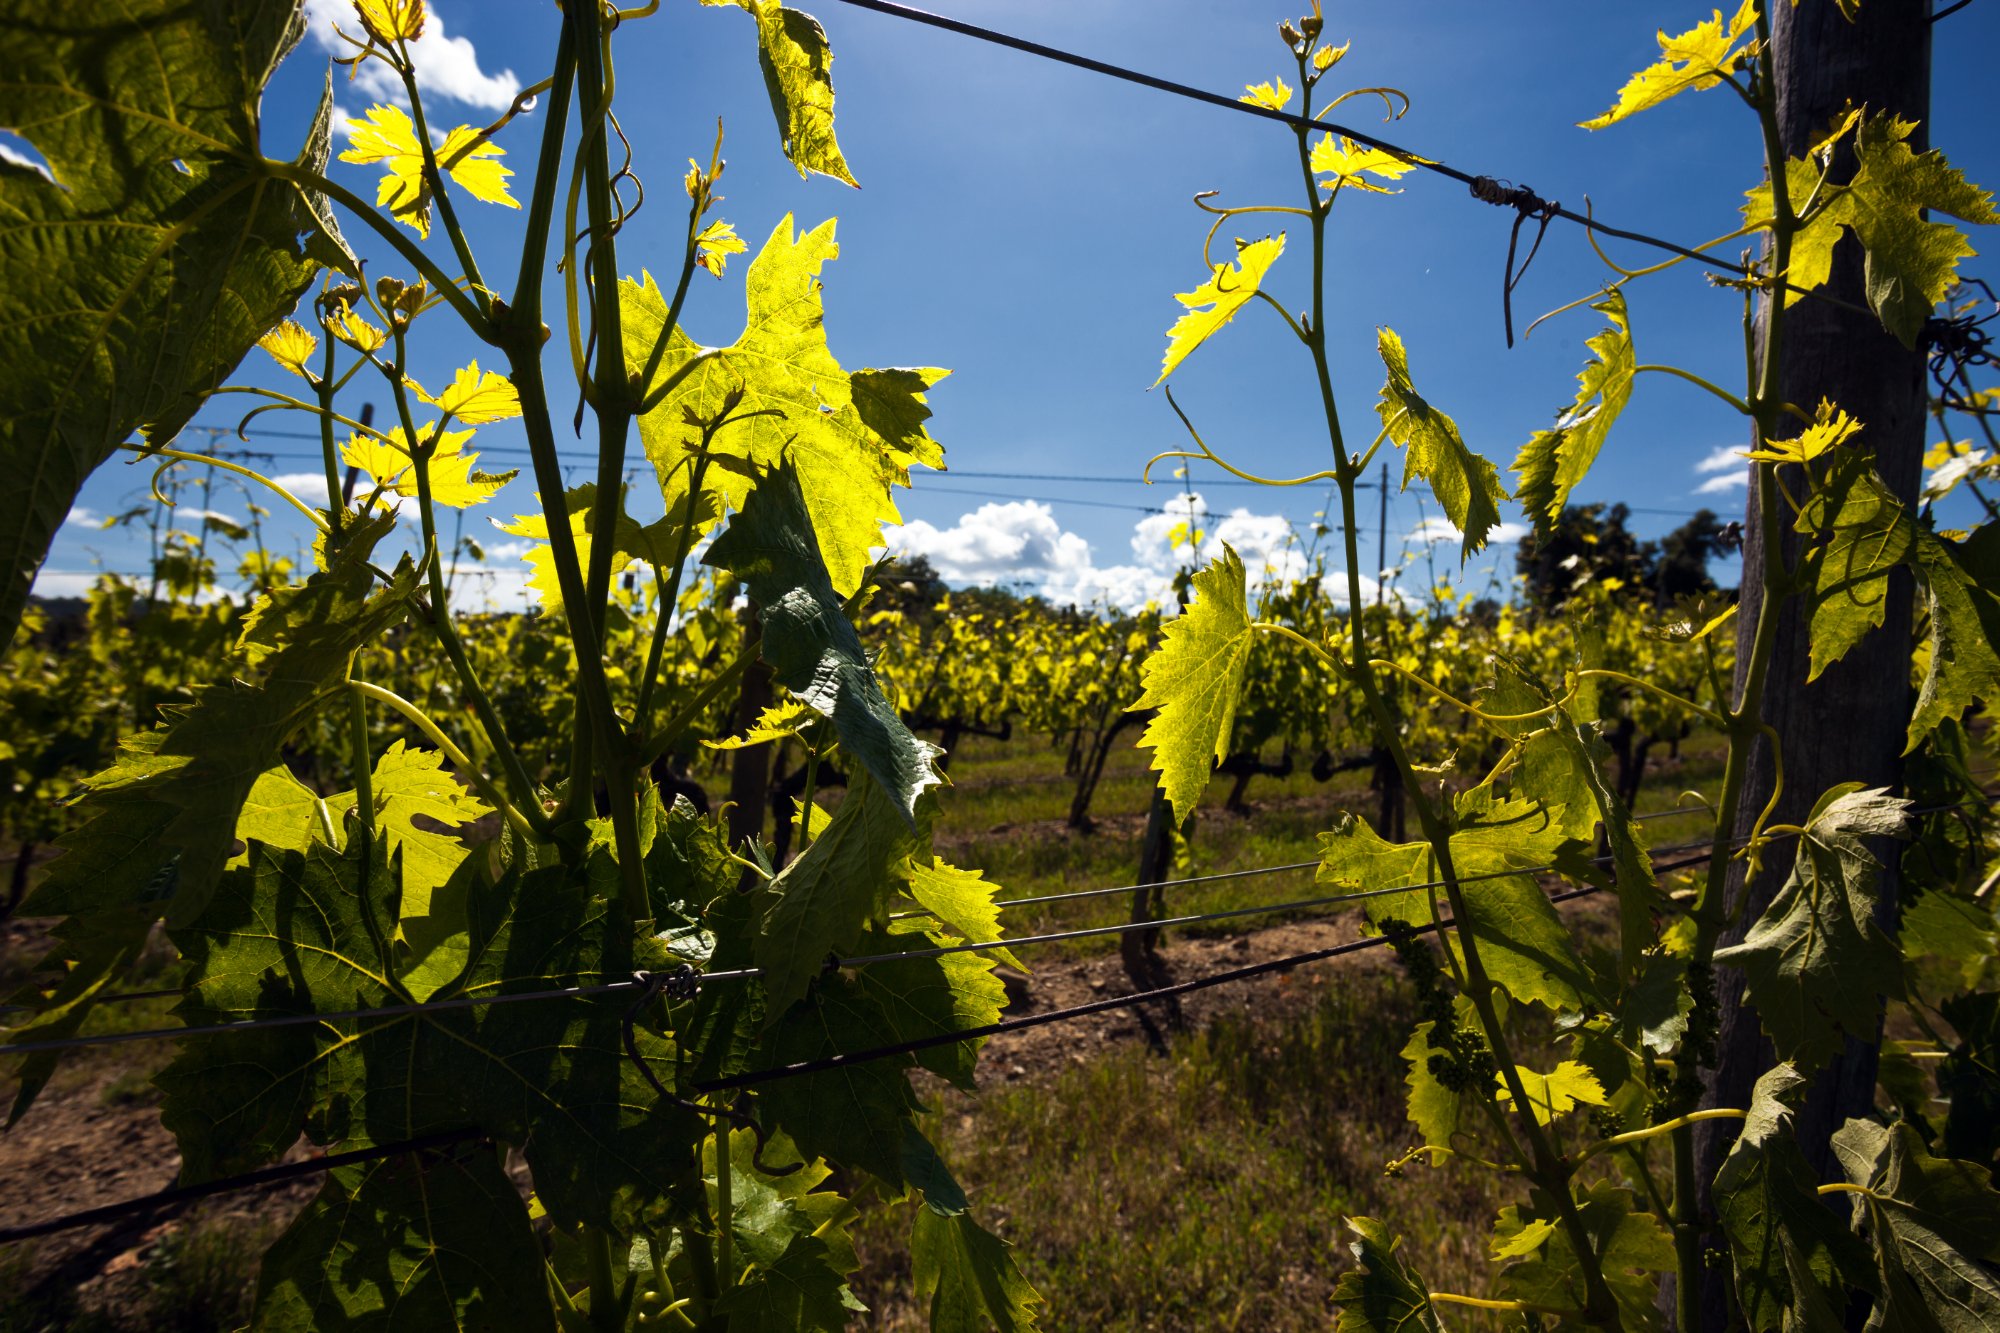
{"left": 1513, "top": 290, "right": 1634, "bottom": 532}
{"left": 1716, "top": 785, "right": 1910, "bottom": 1069}
{"left": 1830, "top": 1119, "right": 2000, "bottom": 1332}
{"left": 1748, "top": 109, "right": 1998, "bottom": 347}
{"left": 1155, "top": 235, "right": 1286, "bottom": 384}
{"left": 705, "top": 461, "right": 942, "bottom": 823}
{"left": 911, "top": 1208, "right": 1043, "bottom": 1333}
{"left": 252, "top": 1148, "right": 554, "bottom": 1332}
{"left": 624, "top": 216, "right": 947, "bottom": 597}
{"left": 702, "top": 0, "right": 859, "bottom": 187}
{"left": 1374, "top": 328, "right": 1506, "bottom": 559}
{"left": 1131, "top": 546, "right": 1255, "bottom": 823}
{"left": 1330, "top": 1218, "right": 1443, "bottom": 1333}
{"left": 0, "top": 0, "right": 344, "bottom": 648}
{"left": 1715, "top": 1064, "right": 1874, "bottom": 1332}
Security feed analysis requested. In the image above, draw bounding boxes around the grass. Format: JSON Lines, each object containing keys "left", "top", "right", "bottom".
{"left": 848, "top": 966, "right": 1540, "bottom": 1331}
{"left": 0, "top": 1215, "right": 270, "bottom": 1333}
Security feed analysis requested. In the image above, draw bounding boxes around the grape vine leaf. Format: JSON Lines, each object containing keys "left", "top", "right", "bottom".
{"left": 705, "top": 460, "right": 942, "bottom": 826}
{"left": 1155, "top": 235, "right": 1285, "bottom": 385}
{"left": 1400, "top": 1021, "right": 1475, "bottom": 1166}
{"left": 756, "top": 973, "right": 925, "bottom": 1188}
{"left": 624, "top": 216, "right": 947, "bottom": 595}
{"left": 1497, "top": 1182, "right": 1675, "bottom": 1331}
{"left": 326, "top": 740, "right": 490, "bottom": 922}
{"left": 756, "top": 771, "right": 931, "bottom": 1014}
{"left": 1830, "top": 1118, "right": 2000, "bottom": 1333}
{"left": 906, "top": 858, "right": 1025, "bottom": 972}
{"left": 1939, "top": 992, "right": 2000, "bottom": 1169}
{"left": 338, "top": 103, "right": 518, "bottom": 237}
{"left": 251, "top": 1148, "right": 555, "bottom": 1332}
{"left": 1310, "top": 135, "right": 1424, "bottom": 194}
{"left": 160, "top": 840, "right": 701, "bottom": 1232}
{"left": 1580, "top": 0, "right": 1759, "bottom": 129}
{"left": 0, "top": 0, "right": 343, "bottom": 648}
{"left": 1132, "top": 546, "right": 1256, "bottom": 823}
{"left": 912, "top": 1207, "right": 1044, "bottom": 1333}
{"left": 1714, "top": 1064, "right": 1875, "bottom": 1333}
{"left": 1319, "top": 792, "right": 1595, "bottom": 1011}
{"left": 1907, "top": 524, "right": 2000, "bottom": 752}
{"left": 1798, "top": 452, "right": 1916, "bottom": 681}
{"left": 1495, "top": 1061, "right": 1608, "bottom": 1126}
{"left": 1330, "top": 1218, "right": 1444, "bottom": 1333}
{"left": 1745, "top": 110, "right": 1998, "bottom": 347}
{"left": 1376, "top": 328, "right": 1507, "bottom": 559}
{"left": 230, "top": 764, "right": 333, "bottom": 860}
{"left": 853, "top": 925, "right": 1006, "bottom": 1091}
{"left": 708, "top": 1130, "right": 864, "bottom": 1329}
{"left": 1483, "top": 650, "right": 1657, "bottom": 975}
{"left": 701, "top": 0, "right": 858, "bottom": 187}
{"left": 1513, "top": 290, "right": 1634, "bottom": 532}
{"left": 20, "top": 516, "right": 417, "bottom": 928}
{"left": 1714, "top": 784, "right": 1910, "bottom": 1069}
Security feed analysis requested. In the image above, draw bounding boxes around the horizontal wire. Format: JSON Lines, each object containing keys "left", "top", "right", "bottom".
{"left": 2, "top": 803, "right": 1974, "bottom": 1059}
{"left": 693, "top": 880, "right": 1608, "bottom": 1096}
{"left": 819, "top": 0, "right": 1766, "bottom": 281}
{"left": 0, "top": 793, "right": 1978, "bottom": 1244}
{"left": 0, "top": 1129, "right": 485, "bottom": 1247}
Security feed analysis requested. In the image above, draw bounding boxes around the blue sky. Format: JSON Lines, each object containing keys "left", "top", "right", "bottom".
{"left": 36, "top": 0, "right": 2000, "bottom": 609}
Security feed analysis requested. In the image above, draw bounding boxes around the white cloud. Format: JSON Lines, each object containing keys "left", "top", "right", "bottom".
{"left": 880, "top": 491, "right": 1405, "bottom": 613}
{"left": 1405, "top": 515, "right": 1528, "bottom": 548}
{"left": 1695, "top": 445, "right": 1744, "bottom": 475}
{"left": 1695, "top": 472, "right": 1749, "bottom": 495}
{"left": 303, "top": 0, "right": 522, "bottom": 112}
{"left": 271, "top": 471, "right": 337, "bottom": 506}
{"left": 64, "top": 505, "right": 98, "bottom": 528}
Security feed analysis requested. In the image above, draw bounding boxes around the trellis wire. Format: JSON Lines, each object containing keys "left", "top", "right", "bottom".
{"left": 0, "top": 818, "right": 1890, "bottom": 1061}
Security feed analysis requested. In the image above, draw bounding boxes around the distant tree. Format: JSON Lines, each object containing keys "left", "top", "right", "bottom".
{"left": 1516, "top": 503, "right": 1730, "bottom": 613}
{"left": 1514, "top": 502, "right": 1649, "bottom": 612}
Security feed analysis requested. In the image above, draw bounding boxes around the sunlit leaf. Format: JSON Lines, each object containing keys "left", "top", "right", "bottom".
{"left": 1156, "top": 235, "right": 1286, "bottom": 385}
{"left": 702, "top": 0, "right": 858, "bottom": 186}
{"left": 1376, "top": 327, "right": 1507, "bottom": 560}
{"left": 1131, "top": 546, "right": 1256, "bottom": 823}
{"left": 1580, "top": 0, "right": 1759, "bottom": 129}
{"left": 1514, "top": 290, "right": 1634, "bottom": 531}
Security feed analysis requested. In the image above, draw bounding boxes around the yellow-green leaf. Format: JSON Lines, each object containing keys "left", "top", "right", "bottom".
{"left": 339, "top": 105, "right": 516, "bottom": 237}
{"left": 1745, "top": 110, "right": 1998, "bottom": 346}
{"left": 1131, "top": 547, "right": 1255, "bottom": 823}
{"left": 1513, "top": 290, "right": 1634, "bottom": 531}
{"left": 1156, "top": 235, "right": 1285, "bottom": 385}
{"left": 1376, "top": 327, "right": 1507, "bottom": 559}
{"left": 1496, "top": 1061, "right": 1608, "bottom": 1126}
{"left": 1745, "top": 399, "right": 1861, "bottom": 464}
{"left": 1310, "top": 135, "right": 1423, "bottom": 194}
{"left": 355, "top": 0, "right": 427, "bottom": 44}
{"left": 624, "top": 216, "right": 947, "bottom": 596}
{"left": 412, "top": 361, "right": 521, "bottom": 425}
{"left": 1240, "top": 78, "right": 1293, "bottom": 111}
{"left": 703, "top": 0, "right": 858, "bottom": 187}
{"left": 1581, "top": 0, "right": 1759, "bottom": 129}
{"left": 259, "top": 321, "right": 320, "bottom": 380}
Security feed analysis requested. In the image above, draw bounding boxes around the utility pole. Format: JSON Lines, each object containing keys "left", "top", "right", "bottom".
{"left": 339, "top": 402, "right": 374, "bottom": 507}
{"left": 1375, "top": 460, "right": 1387, "bottom": 604}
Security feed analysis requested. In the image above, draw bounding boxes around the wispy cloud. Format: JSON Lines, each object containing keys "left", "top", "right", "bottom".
{"left": 1694, "top": 445, "right": 1743, "bottom": 474}
{"left": 1695, "top": 471, "right": 1748, "bottom": 495}
{"left": 1405, "top": 515, "right": 1528, "bottom": 548}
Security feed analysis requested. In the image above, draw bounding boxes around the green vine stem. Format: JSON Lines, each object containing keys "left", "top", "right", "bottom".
{"left": 1668, "top": 14, "right": 1804, "bottom": 1329}
{"left": 1285, "top": 45, "right": 1621, "bottom": 1325}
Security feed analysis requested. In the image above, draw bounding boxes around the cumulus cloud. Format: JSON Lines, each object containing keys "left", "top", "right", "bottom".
{"left": 1695, "top": 471, "right": 1749, "bottom": 495}
{"left": 1405, "top": 515, "right": 1528, "bottom": 548}
{"left": 270, "top": 471, "right": 337, "bottom": 506}
{"left": 0, "top": 133, "right": 52, "bottom": 181}
{"left": 303, "top": 0, "right": 521, "bottom": 112}
{"left": 64, "top": 505, "right": 99, "bottom": 528}
{"left": 880, "top": 491, "right": 1396, "bottom": 614}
